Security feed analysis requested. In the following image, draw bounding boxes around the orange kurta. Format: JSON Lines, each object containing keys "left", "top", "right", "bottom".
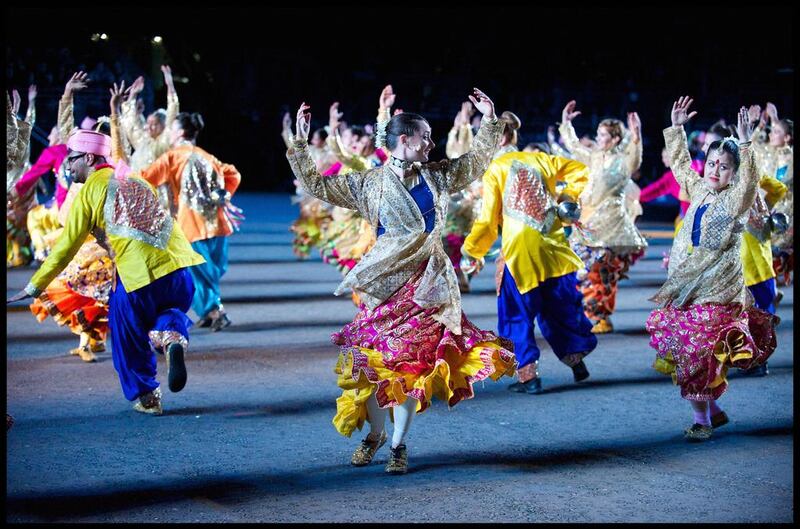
{"left": 138, "top": 144, "right": 241, "bottom": 242}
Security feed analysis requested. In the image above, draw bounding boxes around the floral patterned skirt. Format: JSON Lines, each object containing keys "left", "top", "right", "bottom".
{"left": 646, "top": 303, "right": 779, "bottom": 401}
{"left": 331, "top": 266, "right": 516, "bottom": 437}
{"left": 573, "top": 246, "right": 645, "bottom": 321}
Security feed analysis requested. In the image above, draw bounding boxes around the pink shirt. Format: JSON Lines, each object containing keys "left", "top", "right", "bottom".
{"left": 639, "top": 159, "right": 703, "bottom": 216}
{"left": 15, "top": 144, "right": 69, "bottom": 207}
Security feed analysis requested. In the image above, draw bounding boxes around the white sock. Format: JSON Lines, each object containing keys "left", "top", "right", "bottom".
{"left": 366, "top": 392, "right": 388, "bottom": 439}
{"left": 690, "top": 401, "right": 711, "bottom": 426}
{"left": 391, "top": 397, "right": 418, "bottom": 448}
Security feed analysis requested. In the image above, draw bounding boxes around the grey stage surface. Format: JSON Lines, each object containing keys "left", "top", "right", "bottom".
{"left": 5, "top": 193, "right": 793, "bottom": 522}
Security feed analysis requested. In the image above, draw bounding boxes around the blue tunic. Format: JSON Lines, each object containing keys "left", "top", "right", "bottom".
{"left": 376, "top": 178, "right": 436, "bottom": 237}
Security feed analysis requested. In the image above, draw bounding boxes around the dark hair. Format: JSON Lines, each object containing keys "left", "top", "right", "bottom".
{"left": 176, "top": 112, "right": 205, "bottom": 141}
{"left": 525, "top": 142, "right": 551, "bottom": 154}
{"left": 312, "top": 127, "right": 328, "bottom": 141}
{"left": 708, "top": 121, "right": 734, "bottom": 138}
{"left": 705, "top": 138, "right": 741, "bottom": 170}
{"left": 385, "top": 112, "right": 428, "bottom": 150}
{"left": 349, "top": 125, "right": 366, "bottom": 139}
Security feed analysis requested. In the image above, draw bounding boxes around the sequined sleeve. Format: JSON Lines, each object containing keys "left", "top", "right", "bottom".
{"left": 286, "top": 139, "right": 362, "bottom": 211}
{"left": 152, "top": 92, "right": 180, "bottom": 156}
{"left": 57, "top": 94, "right": 76, "bottom": 144}
{"left": 24, "top": 98, "right": 35, "bottom": 129}
{"left": 280, "top": 126, "right": 293, "bottom": 149}
{"left": 663, "top": 126, "right": 703, "bottom": 201}
{"left": 558, "top": 122, "right": 592, "bottom": 165}
{"left": 730, "top": 144, "right": 759, "bottom": 218}
{"left": 446, "top": 124, "right": 473, "bottom": 159}
{"left": 110, "top": 114, "right": 130, "bottom": 165}
{"left": 138, "top": 150, "right": 174, "bottom": 188}
{"left": 27, "top": 173, "right": 101, "bottom": 295}
{"left": 443, "top": 116, "right": 502, "bottom": 193}
{"left": 120, "top": 99, "right": 148, "bottom": 151}
{"left": 624, "top": 138, "right": 643, "bottom": 175}
{"left": 6, "top": 94, "right": 31, "bottom": 174}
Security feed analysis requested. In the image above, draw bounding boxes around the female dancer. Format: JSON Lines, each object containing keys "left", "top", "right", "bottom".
{"left": 559, "top": 100, "right": 648, "bottom": 333}
{"left": 286, "top": 88, "right": 515, "bottom": 474}
{"left": 647, "top": 97, "right": 778, "bottom": 441}
{"left": 138, "top": 112, "right": 242, "bottom": 331}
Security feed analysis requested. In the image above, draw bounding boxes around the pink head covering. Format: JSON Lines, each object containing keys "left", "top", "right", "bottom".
{"left": 66, "top": 130, "right": 112, "bottom": 158}
{"left": 80, "top": 116, "right": 98, "bottom": 130}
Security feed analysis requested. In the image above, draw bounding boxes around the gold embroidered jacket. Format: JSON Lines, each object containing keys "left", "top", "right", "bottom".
{"left": 287, "top": 116, "right": 502, "bottom": 334}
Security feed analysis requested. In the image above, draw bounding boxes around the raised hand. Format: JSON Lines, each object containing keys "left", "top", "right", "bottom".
{"left": 747, "top": 104, "right": 762, "bottom": 124}
{"left": 627, "top": 111, "right": 641, "bottom": 141}
{"left": 329, "top": 101, "right": 343, "bottom": 130}
{"left": 129, "top": 76, "right": 145, "bottom": 97}
{"left": 379, "top": 84, "right": 395, "bottom": 111}
{"left": 736, "top": 106, "right": 754, "bottom": 142}
{"left": 460, "top": 101, "right": 474, "bottom": 126}
{"left": 64, "top": 71, "right": 90, "bottom": 97}
{"left": 282, "top": 111, "right": 292, "bottom": 131}
{"left": 295, "top": 102, "right": 311, "bottom": 142}
{"left": 161, "top": 65, "right": 175, "bottom": 94}
{"left": 561, "top": 100, "right": 581, "bottom": 124}
{"left": 11, "top": 89, "right": 21, "bottom": 115}
{"left": 467, "top": 88, "right": 495, "bottom": 120}
{"left": 765, "top": 102, "right": 779, "bottom": 123}
{"left": 670, "top": 95, "right": 698, "bottom": 127}
{"left": 109, "top": 81, "right": 131, "bottom": 115}
{"left": 27, "top": 84, "right": 37, "bottom": 102}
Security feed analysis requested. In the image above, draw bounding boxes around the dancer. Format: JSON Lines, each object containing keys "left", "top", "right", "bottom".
{"left": 646, "top": 97, "right": 778, "bottom": 441}
{"left": 137, "top": 112, "right": 242, "bottom": 331}
{"left": 286, "top": 88, "right": 515, "bottom": 474}
{"left": 461, "top": 144, "right": 597, "bottom": 393}
{"left": 751, "top": 103, "right": 793, "bottom": 286}
{"left": 7, "top": 129, "right": 205, "bottom": 415}
{"left": 559, "top": 100, "right": 648, "bottom": 333}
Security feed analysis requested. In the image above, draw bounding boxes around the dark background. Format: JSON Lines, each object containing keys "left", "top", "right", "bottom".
{"left": 6, "top": 6, "right": 794, "bottom": 194}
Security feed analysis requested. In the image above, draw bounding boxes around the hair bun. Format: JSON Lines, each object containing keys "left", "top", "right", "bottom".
{"left": 192, "top": 113, "right": 205, "bottom": 131}
{"left": 500, "top": 111, "right": 521, "bottom": 130}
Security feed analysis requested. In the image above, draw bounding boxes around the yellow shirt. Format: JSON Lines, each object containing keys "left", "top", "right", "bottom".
{"left": 463, "top": 151, "right": 589, "bottom": 294}
{"left": 28, "top": 167, "right": 205, "bottom": 295}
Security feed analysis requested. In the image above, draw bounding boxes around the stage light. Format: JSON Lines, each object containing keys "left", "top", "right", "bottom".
{"left": 100, "top": 33, "right": 108, "bottom": 40}
{"left": 152, "top": 36, "right": 163, "bottom": 44}
{"left": 90, "top": 33, "right": 100, "bottom": 42}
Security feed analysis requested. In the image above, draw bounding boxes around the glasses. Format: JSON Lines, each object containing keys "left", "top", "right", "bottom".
{"left": 66, "top": 153, "right": 84, "bottom": 165}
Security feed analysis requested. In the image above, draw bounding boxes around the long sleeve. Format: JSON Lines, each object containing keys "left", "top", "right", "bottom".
{"left": 26, "top": 178, "right": 98, "bottom": 295}
{"left": 463, "top": 162, "right": 502, "bottom": 259}
{"left": 286, "top": 139, "right": 362, "bottom": 210}
{"left": 151, "top": 92, "right": 179, "bottom": 157}
{"left": 280, "top": 126, "right": 293, "bottom": 149}
{"left": 14, "top": 147, "right": 57, "bottom": 196}
{"left": 663, "top": 126, "right": 702, "bottom": 201}
{"left": 120, "top": 99, "right": 148, "bottom": 151}
{"left": 558, "top": 121, "right": 592, "bottom": 165}
{"left": 445, "top": 124, "right": 473, "bottom": 159}
{"left": 731, "top": 144, "right": 759, "bottom": 218}
{"left": 57, "top": 94, "right": 76, "bottom": 143}
{"left": 138, "top": 150, "right": 175, "bottom": 188}
{"left": 443, "top": 116, "right": 502, "bottom": 193}
{"left": 110, "top": 114, "right": 130, "bottom": 165}
{"left": 217, "top": 159, "right": 241, "bottom": 195}
{"left": 553, "top": 156, "right": 590, "bottom": 200}
{"left": 7, "top": 96, "right": 32, "bottom": 174}
{"left": 24, "top": 99, "right": 35, "bottom": 129}
{"left": 759, "top": 174, "right": 787, "bottom": 209}
{"left": 624, "top": 137, "right": 643, "bottom": 175}
{"left": 639, "top": 170, "right": 678, "bottom": 203}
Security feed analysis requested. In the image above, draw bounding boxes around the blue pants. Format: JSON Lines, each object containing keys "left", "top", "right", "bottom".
{"left": 189, "top": 236, "right": 229, "bottom": 317}
{"left": 498, "top": 267, "right": 597, "bottom": 369}
{"left": 748, "top": 277, "right": 777, "bottom": 314}
{"left": 108, "top": 268, "right": 195, "bottom": 401}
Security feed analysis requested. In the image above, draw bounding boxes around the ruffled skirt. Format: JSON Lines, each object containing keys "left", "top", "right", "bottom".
{"left": 646, "top": 303, "right": 779, "bottom": 401}
{"left": 331, "top": 267, "right": 516, "bottom": 437}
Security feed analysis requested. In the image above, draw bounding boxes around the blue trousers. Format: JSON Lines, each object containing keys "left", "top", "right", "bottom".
{"left": 189, "top": 236, "right": 229, "bottom": 317}
{"left": 748, "top": 277, "right": 777, "bottom": 314}
{"left": 108, "top": 268, "right": 195, "bottom": 401}
{"left": 498, "top": 267, "right": 598, "bottom": 369}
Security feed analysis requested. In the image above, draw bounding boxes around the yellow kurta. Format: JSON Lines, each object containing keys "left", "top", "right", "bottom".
{"left": 27, "top": 167, "right": 204, "bottom": 296}
{"left": 463, "top": 151, "right": 589, "bottom": 294}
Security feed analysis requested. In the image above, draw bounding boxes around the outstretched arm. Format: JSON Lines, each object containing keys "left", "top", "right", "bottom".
{"left": 58, "top": 71, "right": 88, "bottom": 142}
{"left": 287, "top": 102, "right": 364, "bottom": 211}
{"left": 557, "top": 100, "right": 592, "bottom": 164}
{"left": 662, "top": 96, "right": 702, "bottom": 200}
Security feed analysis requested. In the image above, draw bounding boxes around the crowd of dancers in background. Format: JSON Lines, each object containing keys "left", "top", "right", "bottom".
{"left": 7, "top": 70, "right": 792, "bottom": 474}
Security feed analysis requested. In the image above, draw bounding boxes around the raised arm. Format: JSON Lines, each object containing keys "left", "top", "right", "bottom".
{"left": 109, "top": 81, "right": 132, "bottom": 165}
{"left": 24, "top": 84, "right": 36, "bottom": 128}
{"left": 157, "top": 65, "right": 179, "bottom": 152}
{"left": 624, "top": 111, "right": 643, "bottom": 175}
{"left": 730, "top": 106, "right": 760, "bottom": 218}
{"left": 662, "top": 96, "right": 703, "bottom": 200}
{"left": 557, "top": 101, "right": 592, "bottom": 164}
{"left": 120, "top": 76, "right": 148, "bottom": 151}
{"left": 6, "top": 92, "right": 32, "bottom": 174}
{"left": 58, "top": 71, "right": 88, "bottom": 143}
{"left": 444, "top": 88, "right": 502, "bottom": 193}
{"left": 286, "top": 102, "right": 363, "bottom": 211}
